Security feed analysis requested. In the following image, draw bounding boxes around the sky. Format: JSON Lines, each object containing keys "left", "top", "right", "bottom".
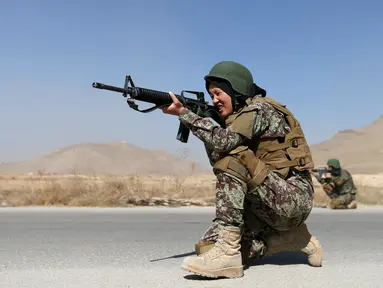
{"left": 1, "top": 0, "right": 382, "bottom": 167}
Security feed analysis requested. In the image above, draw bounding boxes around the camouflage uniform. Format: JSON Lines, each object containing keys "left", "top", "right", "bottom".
{"left": 178, "top": 61, "right": 322, "bottom": 279}
{"left": 179, "top": 97, "right": 314, "bottom": 256}
{"left": 313, "top": 167, "right": 358, "bottom": 209}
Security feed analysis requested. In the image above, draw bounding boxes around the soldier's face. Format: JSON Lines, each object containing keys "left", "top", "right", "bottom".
{"left": 208, "top": 85, "right": 233, "bottom": 118}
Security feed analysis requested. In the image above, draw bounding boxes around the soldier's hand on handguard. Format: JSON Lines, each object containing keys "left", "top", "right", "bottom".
{"left": 323, "top": 172, "right": 332, "bottom": 179}
{"left": 160, "top": 91, "right": 186, "bottom": 116}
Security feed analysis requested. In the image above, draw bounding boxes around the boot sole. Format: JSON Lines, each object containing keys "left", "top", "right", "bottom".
{"left": 181, "top": 263, "right": 244, "bottom": 278}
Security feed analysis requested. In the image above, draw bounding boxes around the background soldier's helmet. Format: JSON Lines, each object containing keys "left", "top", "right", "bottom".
{"left": 204, "top": 61, "right": 255, "bottom": 98}
{"left": 327, "top": 158, "right": 341, "bottom": 169}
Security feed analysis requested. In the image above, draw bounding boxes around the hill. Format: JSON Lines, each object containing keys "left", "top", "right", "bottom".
{"left": 0, "top": 115, "right": 382, "bottom": 176}
{"left": 0, "top": 141, "right": 210, "bottom": 176}
{"left": 310, "top": 115, "right": 383, "bottom": 174}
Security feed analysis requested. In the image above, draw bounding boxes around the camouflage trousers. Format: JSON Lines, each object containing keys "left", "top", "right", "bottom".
{"left": 200, "top": 169, "right": 314, "bottom": 254}
{"left": 328, "top": 193, "right": 356, "bottom": 209}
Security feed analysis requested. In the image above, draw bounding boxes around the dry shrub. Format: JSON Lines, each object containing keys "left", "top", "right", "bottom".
{"left": 0, "top": 175, "right": 131, "bottom": 207}
{"left": 0, "top": 173, "right": 216, "bottom": 207}
{"left": 0, "top": 173, "right": 382, "bottom": 207}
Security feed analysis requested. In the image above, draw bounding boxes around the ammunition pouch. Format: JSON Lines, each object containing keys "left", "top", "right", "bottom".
{"left": 213, "top": 145, "right": 269, "bottom": 191}
{"left": 227, "top": 97, "right": 315, "bottom": 178}
{"left": 256, "top": 138, "right": 311, "bottom": 169}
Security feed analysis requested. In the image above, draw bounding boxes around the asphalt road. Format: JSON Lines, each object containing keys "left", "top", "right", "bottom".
{"left": 1, "top": 207, "right": 383, "bottom": 288}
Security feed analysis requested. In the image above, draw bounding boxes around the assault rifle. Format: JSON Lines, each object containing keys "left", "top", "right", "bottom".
{"left": 311, "top": 167, "right": 331, "bottom": 183}
{"left": 92, "top": 75, "right": 225, "bottom": 143}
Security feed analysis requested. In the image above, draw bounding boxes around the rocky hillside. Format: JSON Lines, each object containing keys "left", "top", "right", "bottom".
{"left": 310, "top": 115, "right": 383, "bottom": 174}
{"left": 0, "top": 141, "right": 210, "bottom": 176}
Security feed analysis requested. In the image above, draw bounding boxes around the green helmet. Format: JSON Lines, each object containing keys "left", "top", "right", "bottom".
{"left": 204, "top": 61, "right": 254, "bottom": 97}
{"left": 327, "top": 158, "right": 341, "bottom": 169}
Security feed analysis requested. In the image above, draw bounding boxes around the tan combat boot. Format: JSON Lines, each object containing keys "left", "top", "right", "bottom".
{"left": 264, "top": 223, "right": 322, "bottom": 267}
{"left": 328, "top": 199, "right": 346, "bottom": 209}
{"left": 182, "top": 225, "right": 244, "bottom": 278}
{"left": 195, "top": 240, "right": 215, "bottom": 255}
{"left": 347, "top": 200, "right": 357, "bottom": 209}
{"left": 195, "top": 239, "right": 258, "bottom": 266}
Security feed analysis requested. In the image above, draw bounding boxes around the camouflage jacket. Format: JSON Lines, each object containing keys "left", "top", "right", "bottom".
{"left": 178, "top": 97, "right": 290, "bottom": 167}
{"left": 317, "top": 169, "right": 357, "bottom": 196}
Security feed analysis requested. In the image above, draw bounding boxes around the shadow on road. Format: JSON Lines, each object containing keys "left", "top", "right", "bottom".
{"left": 246, "top": 251, "right": 309, "bottom": 267}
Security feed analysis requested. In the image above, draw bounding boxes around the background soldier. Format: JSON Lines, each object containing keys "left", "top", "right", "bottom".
{"left": 311, "top": 158, "right": 358, "bottom": 209}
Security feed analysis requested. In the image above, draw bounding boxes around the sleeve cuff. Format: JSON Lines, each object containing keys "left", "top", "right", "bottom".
{"left": 179, "top": 107, "right": 189, "bottom": 117}
{"left": 178, "top": 108, "right": 195, "bottom": 123}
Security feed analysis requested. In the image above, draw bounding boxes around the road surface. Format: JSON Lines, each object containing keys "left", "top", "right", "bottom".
{"left": 1, "top": 206, "right": 383, "bottom": 287}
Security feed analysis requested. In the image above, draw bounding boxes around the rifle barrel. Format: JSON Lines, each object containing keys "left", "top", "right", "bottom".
{"left": 92, "top": 81, "right": 211, "bottom": 108}
{"left": 92, "top": 82, "right": 128, "bottom": 94}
